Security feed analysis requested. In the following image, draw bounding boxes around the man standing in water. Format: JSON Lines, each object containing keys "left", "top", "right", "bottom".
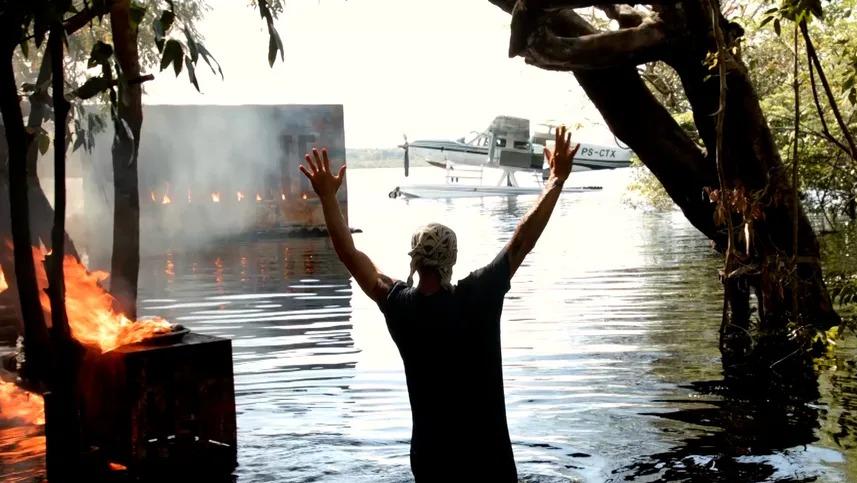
{"left": 299, "top": 126, "right": 578, "bottom": 482}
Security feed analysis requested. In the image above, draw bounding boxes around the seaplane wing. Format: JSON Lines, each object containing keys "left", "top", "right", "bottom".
{"left": 407, "top": 139, "right": 490, "bottom": 167}
{"left": 412, "top": 141, "right": 632, "bottom": 172}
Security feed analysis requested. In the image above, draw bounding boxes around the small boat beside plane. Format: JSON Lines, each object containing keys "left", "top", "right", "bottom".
{"left": 390, "top": 116, "right": 632, "bottom": 199}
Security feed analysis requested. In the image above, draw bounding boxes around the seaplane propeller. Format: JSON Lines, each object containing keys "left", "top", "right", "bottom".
{"left": 398, "top": 134, "right": 410, "bottom": 177}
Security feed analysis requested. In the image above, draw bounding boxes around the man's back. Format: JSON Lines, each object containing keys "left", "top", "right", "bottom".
{"left": 380, "top": 254, "right": 517, "bottom": 482}
{"left": 301, "top": 127, "right": 577, "bottom": 481}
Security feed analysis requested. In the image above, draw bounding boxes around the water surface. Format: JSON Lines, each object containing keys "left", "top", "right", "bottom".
{"left": 2, "top": 167, "right": 856, "bottom": 482}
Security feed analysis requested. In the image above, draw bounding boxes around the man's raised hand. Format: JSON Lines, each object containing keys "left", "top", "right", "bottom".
{"left": 542, "top": 125, "right": 580, "bottom": 183}
{"left": 299, "top": 147, "right": 346, "bottom": 199}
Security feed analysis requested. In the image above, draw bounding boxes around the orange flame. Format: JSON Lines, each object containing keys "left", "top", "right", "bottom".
{"left": 256, "top": 193, "right": 262, "bottom": 202}
{"left": 33, "top": 248, "right": 172, "bottom": 353}
{"left": 109, "top": 462, "right": 128, "bottom": 471}
{"left": 301, "top": 193, "right": 308, "bottom": 201}
{"left": 0, "top": 266, "right": 7, "bottom": 293}
{"left": 211, "top": 192, "right": 221, "bottom": 203}
{"left": 161, "top": 194, "right": 172, "bottom": 205}
{"left": 237, "top": 192, "right": 245, "bottom": 202}
{"left": 0, "top": 381, "right": 45, "bottom": 426}
{"left": 281, "top": 193, "right": 286, "bottom": 201}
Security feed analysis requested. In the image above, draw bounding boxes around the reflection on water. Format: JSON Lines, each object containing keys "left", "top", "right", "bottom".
{"left": 2, "top": 168, "right": 857, "bottom": 481}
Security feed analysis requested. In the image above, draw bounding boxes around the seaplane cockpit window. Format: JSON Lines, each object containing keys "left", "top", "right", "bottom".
{"left": 495, "top": 138, "right": 507, "bottom": 148}
{"left": 513, "top": 141, "right": 529, "bottom": 150}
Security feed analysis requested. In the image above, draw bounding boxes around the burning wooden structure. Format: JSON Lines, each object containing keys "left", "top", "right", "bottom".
{"left": 1, "top": 104, "right": 348, "bottom": 478}
{"left": 81, "top": 104, "right": 348, "bottom": 259}
{"left": 1, "top": 249, "right": 237, "bottom": 479}
{"left": 77, "top": 333, "right": 236, "bottom": 475}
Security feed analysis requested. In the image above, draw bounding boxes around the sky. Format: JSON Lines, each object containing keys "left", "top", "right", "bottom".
{"left": 144, "top": 0, "right": 614, "bottom": 148}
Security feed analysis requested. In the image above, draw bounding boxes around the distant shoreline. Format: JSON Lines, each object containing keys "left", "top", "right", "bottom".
{"left": 344, "top": 148, "right": 426, "bottom": 169}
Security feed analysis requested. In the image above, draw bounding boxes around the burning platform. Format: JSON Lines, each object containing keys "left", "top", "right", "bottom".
{"left": 0, "top": 249, "right": 238, "bottom": 479}
{"left": 78, "top": 332, "right": 236, "bottom": 475}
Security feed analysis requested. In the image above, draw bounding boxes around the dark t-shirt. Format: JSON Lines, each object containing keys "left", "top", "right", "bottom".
{"left": 378, "top": 252, "right": 516, "bottom": 482}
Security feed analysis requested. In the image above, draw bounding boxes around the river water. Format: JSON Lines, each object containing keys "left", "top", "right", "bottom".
{"left": 2, "top": 167, "right": 856, "bottom": 482}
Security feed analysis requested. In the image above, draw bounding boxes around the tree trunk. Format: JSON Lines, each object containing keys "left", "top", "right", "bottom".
{"left": 487, "top": 0, "right": 840, "bottom": 363}
{"left": 44, "top": 26, "right": 82, "bottom": 480}
{"left": 0, "top": 33, "right": 50, "bottom": 385}
{"left": 108, "top": 0, "right": 143, "bottom": 319}
{"left": 24, "top": 47, "right": 80, "bottom": 260}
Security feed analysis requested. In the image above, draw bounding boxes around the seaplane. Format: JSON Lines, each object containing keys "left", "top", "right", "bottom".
{"left": 389, "top": 116, "right": 633, "bottom": 199}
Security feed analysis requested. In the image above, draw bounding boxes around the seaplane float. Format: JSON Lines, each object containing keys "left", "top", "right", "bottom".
{"left": 389, "top": 116, "right": 633, "bottom": 199}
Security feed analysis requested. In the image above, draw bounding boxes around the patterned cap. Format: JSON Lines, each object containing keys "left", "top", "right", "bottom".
{"left": 407, "top": 223, "right": 457, "bottom": 289}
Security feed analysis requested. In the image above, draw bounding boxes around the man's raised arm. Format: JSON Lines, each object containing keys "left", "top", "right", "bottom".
{"left": 504, "top": 125, "right": 579, "bottom": 277}
{"left": 300, "top": 148, "right": 393, "bottom": 303}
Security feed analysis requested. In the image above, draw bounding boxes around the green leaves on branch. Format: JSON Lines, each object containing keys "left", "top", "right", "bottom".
{"left": 129, "top": 2, "right": 147, "bottom": 30}
{"left": 258, "top": 0, "right": 285, "bottom": 67}
{"left": 185, "top": 57, "right": 199, "bottom": 91}
{"left": 159, "top": 39, "right": 183, "bottom": 76}
{"left": 184, "top": 27, "right": 199, "bottom": 62}
{"left": 195, "top": 39, "right": 222, "bottom": 79}
{"left": 152, "top": 7, "right": 222, "bottom": 91}
{"left": 37, "top": 130, "right": 51, "bottom": 155}
{"left": 73, "top": 76, "right": 112, "bottom": 100}
{"left": 153, "top": 9, "right": 174, "bottom": 52}
{"left": 268, "top": 27, "right": 285, "bottom": 67}
{"left": 88, "top": 41, "right": 113, "bottom": 68}
{"left": 761, "top": 0, "right": 824, "bottom": 37}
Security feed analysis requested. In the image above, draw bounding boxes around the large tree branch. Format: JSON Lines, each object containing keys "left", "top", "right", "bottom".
{"left": 598, "top": 4, "right": 645, "bottom": 28}
{"left": 491, "top": 0, "right": 719, "bottom": 240}
{"left": 63, "top": 2, "right": 114, "bottom": 36}
{"left": 516, "top": 0, "right": 675, "bottom": 10}
{"left": 524, "top": 18, "right": 669, "bottom": 70}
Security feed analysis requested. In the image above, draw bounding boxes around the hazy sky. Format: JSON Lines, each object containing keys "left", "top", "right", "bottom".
{"left": 145, "top": 0, "right": 613, "bottom": 148}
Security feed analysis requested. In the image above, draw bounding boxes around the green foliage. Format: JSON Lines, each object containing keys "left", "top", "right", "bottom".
{"left": 826, "top": 271, "right": 857, "bottom": 305}
{"left": 8, "top": 0, "right": 285, "bottom": 155}
{"left": 624, "top": 158, "right": 676, "bottom": 211}
{"left": 257, "top": 0, "right": 285, "bottom": 67}
{"left": 631, "top": 0, "right": 857, "bottom": 222}
{"left": 745, "top": 0, "right": 857, "bottom": 223}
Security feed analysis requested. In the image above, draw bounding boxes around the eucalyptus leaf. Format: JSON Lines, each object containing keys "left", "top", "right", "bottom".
{"left": 185, "top": 56, "right": 200, "bottom": 91}
{"left": 197, "top": 42, "right": 224, "bottom": 78}
{"left": 129, "top": 2, "right": 147, "bottom": 29}
{"left": 74, "top": 76, "right": 112, "bottom": 100}
{"left": 160, "top": 39, "right": 184, "bottom": 74}
{"left": 38, "top": 133, "right": 50, "bottom": 155}
{"left": 88, "top": 41, "right": 114, "bottom": 68}
{"left": 160, "top": 10, "right": 176, "bottom": 33}
{"left": 184, "top": 27, "right": 199, "bottom": 62}
{"left": 267, "top": 25, "right": 284, "bottom": 67}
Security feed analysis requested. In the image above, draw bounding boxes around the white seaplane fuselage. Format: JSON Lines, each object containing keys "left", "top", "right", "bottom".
{"left": 391, "top": 116, "right": 633, "bottom": 199}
